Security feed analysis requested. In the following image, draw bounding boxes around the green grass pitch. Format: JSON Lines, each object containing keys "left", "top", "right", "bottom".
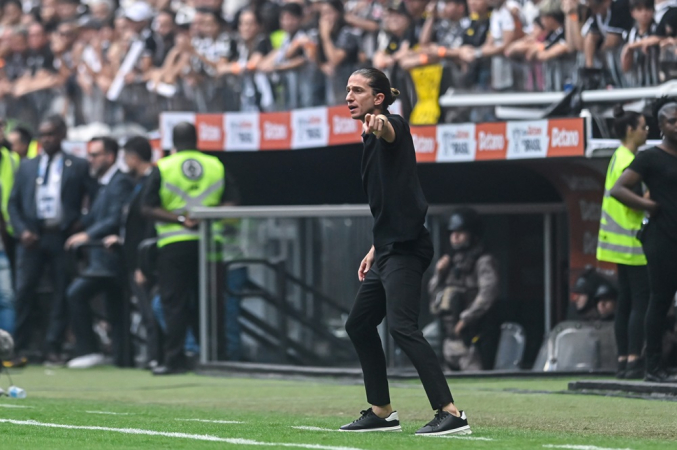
{"left": 0, "top": 366, "right": 675, "bottom": 449}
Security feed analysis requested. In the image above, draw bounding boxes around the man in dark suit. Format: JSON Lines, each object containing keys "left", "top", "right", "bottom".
{"left": 64, "top": 136, "right": 134, "bottom": 369}
{"left": 103, "top": 136, "right": 159, "bottom": 368}
{"left": 8, "top": 115, "right": 97, "bottom": 365}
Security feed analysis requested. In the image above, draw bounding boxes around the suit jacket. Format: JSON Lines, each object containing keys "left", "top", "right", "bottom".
{"left": 82, "top": 169, "right": 134, "bottom": 273}
{"left": 121, "top": 172, "right": 156, "bottom": 271}
{"left": 8, "top": 151, "right": 97, "bottom": 237}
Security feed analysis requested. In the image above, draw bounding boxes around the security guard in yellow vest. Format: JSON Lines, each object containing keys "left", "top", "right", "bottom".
{"left": 596, "top": 105, "right": 650, "bottom": 380}
{"left": 143, "top": 122, "right": 237, "bottom": 375}
{"left": 7, "top": 126, "right": 36, "bottom": 159}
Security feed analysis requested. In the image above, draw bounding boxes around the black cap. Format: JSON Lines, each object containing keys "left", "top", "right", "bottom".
{"left": 447, "top": 207, "right": 483, "bottom": 237}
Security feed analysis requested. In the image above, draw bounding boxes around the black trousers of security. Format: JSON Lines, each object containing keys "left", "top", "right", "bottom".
{"left": 345, "top": 233, "right": 454, "bottom": 410}
{"left": 157, "top": 240, "right": 199, "bottom": 369}
{"left": 614, "top": 263, "right": 650, "bottom": 357}
{"left": 642, "top": 224, "right": 677, "bottom": 365}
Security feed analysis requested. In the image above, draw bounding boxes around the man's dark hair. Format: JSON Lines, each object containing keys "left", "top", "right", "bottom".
{"left": 90, "top": 136, "right": 119, "bottom": 157}
{"left": 280, "top": 2, "right": 304, "bottom": 18}
{"left": 172, "top": 122, "right": 197, "bottom": 151}
{"left": 123, "top": 135, "right": 152, "bottom": 162}
{"left": 652, "top": 96, "right": 677, "bottom": 125}
{"left": 42, "top": 114, "right": 67, "bottom": 135}
{"left": 350, "top": 68, "right": 401, "bottom": 112}
{"left": 629, "top": 0, "right": 654, "bottom": 9}
{"left": 11, "top": 126, "right": 32, "bottom": 145}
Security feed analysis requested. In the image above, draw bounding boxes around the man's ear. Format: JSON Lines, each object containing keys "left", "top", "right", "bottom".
{"left": 374, "top": 92, "right": 385, "bottom": 107}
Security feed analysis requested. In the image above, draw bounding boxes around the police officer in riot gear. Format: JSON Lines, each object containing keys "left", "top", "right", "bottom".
{"left": 428, "top": 208, "right": 500, "bottom": 371}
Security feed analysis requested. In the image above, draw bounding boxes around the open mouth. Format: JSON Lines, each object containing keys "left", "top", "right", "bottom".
{"left": 348, "top": 105, "right": 358, "bottom": 114}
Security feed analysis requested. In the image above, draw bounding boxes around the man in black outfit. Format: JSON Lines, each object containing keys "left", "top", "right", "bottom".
{"left": 339, "top": 68, "right": 470, "bottom": 436}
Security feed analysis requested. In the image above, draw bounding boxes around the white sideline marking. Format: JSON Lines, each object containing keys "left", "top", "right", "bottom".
{"left": 85, "top": 411, "right": 132, "bottom": 416}
{"left": 0, "top": 419, "right": 366, "bottom": 450}
{"left": 544, "top": 445, "right": 633, "bottom": 450}
{"left": 431, "top": 436, "right": 493, "bottom": 441}
{"left": 292, "top": 426, "right": 494, "bottom": 441}
{"left": 176, "top": 419, "right": 244, "bottom": 424}
{"left": 0, "top": 404, "right": 33, "bottom": 409}
{"left": 292, "top": 426, "right": 339, "bottom": 432}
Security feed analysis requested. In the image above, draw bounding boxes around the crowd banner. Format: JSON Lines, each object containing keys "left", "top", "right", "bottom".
{"left": 160, "top": 109, "right": 587, "bottom": 161}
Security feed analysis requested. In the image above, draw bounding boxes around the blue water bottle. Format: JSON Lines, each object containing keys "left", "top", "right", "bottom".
{"left": 8, "top": 386, "right": 26, "bottom": 399}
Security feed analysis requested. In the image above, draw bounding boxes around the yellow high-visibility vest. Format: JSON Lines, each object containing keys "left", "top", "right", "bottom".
{"left": 596, "top": 145, "right": 647, "bottom": 265}
{"left": 0, "top": 147, "right": 19, "bottom": 236}
{"left": 156, "top": 150, "right": 225, "bottom": 248}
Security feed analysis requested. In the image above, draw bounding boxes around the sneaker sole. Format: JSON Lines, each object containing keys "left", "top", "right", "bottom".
{"left": 340, "top": 425, "right": 402, "bottom": 432}
{"left": 415, "top": 425, "right": 472, "bottom": 436}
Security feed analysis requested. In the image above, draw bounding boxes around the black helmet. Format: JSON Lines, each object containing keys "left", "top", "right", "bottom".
{"left": 447, "top": 207, "right": 483, "bottom": 237}
{"left": 571, "top": 266, "right": 602, "bottom": 297}
{"left": 594, "top": 279, "right": 618, "bottom": 301}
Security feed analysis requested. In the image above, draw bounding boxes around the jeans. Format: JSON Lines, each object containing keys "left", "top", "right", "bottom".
{"left": 225, "top": 267, "right": 247, "bottom": 361}
{"left": 0, "top": 251, "right": 15, "bottom": 334}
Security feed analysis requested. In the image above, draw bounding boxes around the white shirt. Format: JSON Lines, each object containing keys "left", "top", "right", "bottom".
{"left": 99, "top": 163, "right": 119, "bottom": 186}
{"left": 490, "top": 0, "right": 522, "bottom": 45}
{"left": 35, "top": 152, "right": 64, "bottom": 227}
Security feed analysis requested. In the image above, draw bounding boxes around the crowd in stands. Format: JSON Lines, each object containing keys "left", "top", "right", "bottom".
{"left": 1, "top": 0, "right": 677, "bottom": 132}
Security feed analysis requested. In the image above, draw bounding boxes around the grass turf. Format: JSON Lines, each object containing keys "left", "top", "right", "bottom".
{"left": 0, "top": 366, "right": 675, "bottom": 449}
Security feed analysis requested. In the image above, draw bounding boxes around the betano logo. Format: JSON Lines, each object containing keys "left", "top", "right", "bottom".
{"left": 526, "top": 126, "right": 544, "bottom": 136}
{"left": 333, "top": 116, "right": 358, "bottom": 134}
{"left": 263, "top": 121, "right": 288, "bottom": 140}
{"left": 478, "top": 131, "right": 504, "bottom": 151}
{"left": 413, "top": 134, "right": 435, "bottom": 153}
{"left": 551, "top": 127, "right": 579, "bottom": 147}
{"left": 199, "top": 123, "right": 221, "bottom": 141}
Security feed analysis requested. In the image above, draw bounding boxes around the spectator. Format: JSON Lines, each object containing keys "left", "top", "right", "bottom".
{"left": 1, "top": 0, "right": 23, "bottom": 27}
{"left": 570, "top": 267, "right": 606, "bottom": 321}
{"left": 344, "top": 0, "right": 386, "bottom": 62}
{"left": 89, "top": 0, "right": 114, "bottom": 23}
{"left": 314, "top": 0, "right": 359, "bottom": 105}
{"left": 8, "top": 115, "right": 96, "bottom": 366}
{"left": 580, "top": 0, "right": 634, "bottom": 74}
{"left": 7, "top": 126, "right": 32, "bottom": 159}
{"left": 0, "top": 122, "right": 18, "bottom": 338}
{"left": 460, "top": 0, "right": 526, "bottom": 91}
{"left": 152, "top": 9, "right": 177, "bottom": 65}
{"left": 64, "top": 136, "right": 134, "bottom": 369}
{"left": 621, "top": 0, "right": 660, "bottom": 86}
{"left": 259, "top": 2, "right": 318, "bottom": 109}
{"left": 401, "top": 0, "right": 432, "bottom": 46}
{"left": 217, "top": 8, "right": 274, "bottom": 111}
{"left": 428, "top": 208, "right": 500, "bottom": 371}
{"left": 594, "top": 281, "right": 618, "bottom": 321}
{"left": 373, "top": 3, "right": 412, "bottom": 72}
{"left": 39, "top": 0, "right": 61, "bottom": 33}
{"left": 56, "top": 0, "right": 82, "bottom": 22}
{"left": 103, "top": 136, "right": 158, "bottom": 368}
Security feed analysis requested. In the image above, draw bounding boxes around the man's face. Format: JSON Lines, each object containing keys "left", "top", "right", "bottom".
{"left": 56, "top": 1, "right": 79, "bottom": 20}
{"left": 238, "top": 11, "right": 259, "bottom": 41}
{"left": 385, "top": 11, "right": 410, "bottom": 35}
{"left": 123, "top": 150, "right": 140, "bottom": 176}
{"left": 8, "top": 131, "right": 28, "bottom": 158}
{"left": 404, "top": 0, "right": 429, "bottom": 18}
{"left": 280, "top": 11, "right": 301, "bottom": 34}
{"left": 38, "top": 122, "right": 64, "bottom": 155}
{"left": 56, "top": 23, "right": 77, "bottom": 47}
{"left": 87, "top": 140, "right": 114, "bottom": 178}
{"left": 9, "top": 32, "right": 27, "bottom": 54}
{"left": 450, "top": 231, "right": 471, "bottom": 249}
{"left": 3, "top": 2, "right": 22, "bottom": 24}
{"left": 467, "top": 0, "right": 489, "bottom": 14}
{"left": 660, "top": 106, "right": 677, "bottom": 142}
{"left": 631, "top": 6, "right": 654, "bottom": 28}
{"left": 346, "top": 74, "right": 383, "bottom": 121}
{"left": 90, "top": 2, "right": 111, "bottom": 21}
{"left": 443, "top": 1, "right": 466, "bottom": 21}
{"left": 597, "top": 299, "right": 616, "bottom": 319}
{"left": 155, "top": 13, "right": 175, "bottom": 38}
{"left": 28, "top": 24, "right": 48, "bottom": 50}
{"left": 571, "top": 293, "right": 589, "bottom": 311}
{"left": 200, "top": 13, "right": 220, "bottom": 39}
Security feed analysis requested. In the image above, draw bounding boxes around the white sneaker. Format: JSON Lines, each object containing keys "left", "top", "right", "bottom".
{"left": 67, "top": 353, "right": 106, "bottom": 369}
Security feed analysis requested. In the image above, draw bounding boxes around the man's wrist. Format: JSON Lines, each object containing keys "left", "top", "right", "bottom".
{"left": 474, "top": 48, "right": 483, "bottom": 59}
{"left": 177, "top": 215, "right": 186, "bottom": 225}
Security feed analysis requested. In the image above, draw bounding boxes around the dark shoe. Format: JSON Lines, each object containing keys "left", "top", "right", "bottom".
{"left": 623, "top": 359, "right": 644, "bottom": 380}
{"left": 645, "top": 369, "right": 677, "bottom": 383}
{"left": 339, "top": 408, "right": 401, "bottom": 432}
{"left": 2, "top": 356, "right": 28, "bottom": 369}
{"left": 615, "top": 360, "right": 627, "bottom": 379}
{"left": 415, "top": 410, "right": 471, "bottom": 436}
{"left": 152, "top": 365, "right": 189, "bottom": 376}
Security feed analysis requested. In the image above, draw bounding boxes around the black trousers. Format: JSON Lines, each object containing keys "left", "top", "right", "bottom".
{"left": 642, "top": 224, "right": 677, "bottom": 362}
{"left": 67, "top": 276, "right": 124, "bottom": 364}
{"left": 128, "top": 271, "right": 162, "bottom": 365}
{"left": 157, "top": 240, "right": 199, "bottom": 369}
{"left": 614, "top": 263, "right": 650, "bottom": 357}
{"left": 345, "top": 232, "right": 454, "bottom": 410}
{"left": 13, "top": 230, "right": 69, "bottom": 354}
